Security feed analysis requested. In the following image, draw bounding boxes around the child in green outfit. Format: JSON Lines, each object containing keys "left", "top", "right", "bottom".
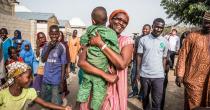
{"left": 77, "top": 6, "right": 119, "bottom": 110}
{"left": 0, "top": 62, "right": 71, "bottom": 110}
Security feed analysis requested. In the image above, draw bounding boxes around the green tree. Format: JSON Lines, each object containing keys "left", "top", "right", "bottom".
{"left": 161, "top": 0, "right": 210, "bottom": 26}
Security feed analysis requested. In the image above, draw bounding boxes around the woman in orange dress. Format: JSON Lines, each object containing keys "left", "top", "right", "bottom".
{"left": 68, "top": 30, "right": 80, "bottom": 73}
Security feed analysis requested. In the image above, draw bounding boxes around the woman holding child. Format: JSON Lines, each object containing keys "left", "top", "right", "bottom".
{"left": 78, "top": 9, "right": 134, "bottom": 110}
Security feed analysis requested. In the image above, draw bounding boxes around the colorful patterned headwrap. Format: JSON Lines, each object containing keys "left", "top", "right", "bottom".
{"left": 109, "top": 9, "right": 129, "bottom": 24}
{"left": 6, "top": 62, "right": 31, "bottom": 78}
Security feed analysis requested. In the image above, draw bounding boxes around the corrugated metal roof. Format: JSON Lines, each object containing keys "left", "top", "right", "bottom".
{"left": 16, "top": 12, "right": 55, "bottom": 21}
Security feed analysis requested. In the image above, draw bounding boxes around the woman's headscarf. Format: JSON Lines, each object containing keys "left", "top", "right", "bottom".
{"left": 0, "top": 62, "right": 31, "bottom": 90}
{"left": 12, "top": 30, "right": 22, "bottom": 48}
{"left": 19, "top": 40, "right": 35, "bottom": 69}
{"left": 109, "top": 9, "right": 129, "bottom": 24}
{"left": 13, "top": 30, "right": 22, "bottom": 40}
{"left": 20, "top": 40, "right": 33, "bottom": 54}
{"left": 6, "top": 61, "right": 31, "bottom": 78}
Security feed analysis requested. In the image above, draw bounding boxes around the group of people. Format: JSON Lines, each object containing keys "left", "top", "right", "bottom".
{"left": 0, "top": 26, "right": 81, "bottom": 109}
{"left": 128, "top": 12, "right": 210, "bottom": 110}
{"left": 0, "top": 26, "right": 74, "bottom": 109}
{"left": 76, "top": 7, "right": 209, "bottom": 110}
{"left": 0, "top": 6, "right": 209, "bottom": 110}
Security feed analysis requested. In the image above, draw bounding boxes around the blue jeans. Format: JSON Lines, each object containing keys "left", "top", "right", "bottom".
{"left": 41, "top": 83, "right": 62, "bottom": 105}
{"left": 141, "top": 77, "right": 164, "bottom": 110}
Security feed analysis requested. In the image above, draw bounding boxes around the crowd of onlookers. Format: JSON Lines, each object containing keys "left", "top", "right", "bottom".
{"left": 0, "top": 26, "right": 79, "bottom": 110}
{"left": 128, "top": 12, "right": 210, "bottom": 110}
{"left": 0, "top": 6, "right": 209, "bottom": 110}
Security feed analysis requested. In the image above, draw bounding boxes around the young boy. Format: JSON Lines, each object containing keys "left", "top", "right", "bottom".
{"left": 0, "top": 62, "right": 71, "bottom": 110}
{"left": 41, "top": 25, "right": 67, "bottom": 105}
{"left": 77, "top": 6, "right": 119, "bottom": 110}
{"left": 32, "top": 32, "right": 47, "bottom": 94}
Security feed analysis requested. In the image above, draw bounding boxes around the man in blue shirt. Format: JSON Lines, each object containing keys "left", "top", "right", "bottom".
{"left": 136, "top": 18, "right": 169, "bottom": 110}
{"left": 41, "top": 25, "right": 67, "bottom": 105}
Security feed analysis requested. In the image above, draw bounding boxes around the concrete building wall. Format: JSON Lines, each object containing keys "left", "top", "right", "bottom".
{"left": 0, "top": 0, "right": 14, "bottom": 16}
{"left": 30, "top": 20, "right": 37, "bottom": 49}
{"left": 60, "top": 25, "right": 71, "bottom": 41}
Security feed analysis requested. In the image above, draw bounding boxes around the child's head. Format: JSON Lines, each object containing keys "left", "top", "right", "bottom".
{"left": 91, "top": 6, "right": 107, "bottom": 25}
{"left": 21, "top": 40, "right": 31, "bottom": 52}
{"left": 6, "top": 62, "right": 32, "bottom": 88}
{"left": 8, "top": 46, "right": 18, "bottom": 59}
{"left": 14, "top": 30, "right": 22, "bottom": 39}
{"left": 72, "top": 30, "right": 77, "bottom": 37}
{"left": 15, "top": 39, "right": 23, "bottom": 53}
{"left": 0, "top": 28, "right": 8, "bottom": 40}
{"left": 15, "top": 69, "right": 32, "bottom": 88}
{"left": 37, "top": 32, "right": 47, "bottom": 47}
{"left": 49, "top": 25, "right": 59, "bottom": 42}
{"left": 25, "top": 44, "right": 30, "bottom": 51}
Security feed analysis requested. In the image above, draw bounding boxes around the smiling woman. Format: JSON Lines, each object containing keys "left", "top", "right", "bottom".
{"left": 78, "top": 9, "right": 134, "bottom": 110}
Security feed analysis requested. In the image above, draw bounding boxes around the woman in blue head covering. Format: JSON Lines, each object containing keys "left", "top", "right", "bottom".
{"left": 19, "top": 40, "right": 36, "bottom": 73}
{"left": 12, "top": 30, "right": 22, "bottom": 48}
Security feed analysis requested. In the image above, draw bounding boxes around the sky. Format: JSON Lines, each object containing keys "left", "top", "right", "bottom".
{"left": 18, "top": 0, "right": 175, "bottom": 36}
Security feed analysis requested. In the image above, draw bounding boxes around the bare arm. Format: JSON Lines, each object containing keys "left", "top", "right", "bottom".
{"left": 163, "top": 57, "right": 167, "bottom": 72}
{"left": 41, "top": 48, "right": 51, "bottom": 62}
{"left": 41, "top": 42, "right": 56, "bottom": 62}
{"left": 34, "top": 97, "right": 71, "bottom": 110}
{"left": 77, "top": 47, "right": 107, "bottom": 78}
{"left": 136, "top": 53, "right": 143, "bottom": 80}
{"left": 90, "top": 33, "right": 134, "bottom": 70}
{"left": 101, "top": 44, "right": 134, "bottom": 70}
{"left": 78, "top": 46, "right": 118, "bottom": 83}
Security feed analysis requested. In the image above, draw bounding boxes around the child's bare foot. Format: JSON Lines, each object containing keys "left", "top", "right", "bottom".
{"left": 104, "top": 74, "right": 118, "bottom": 83}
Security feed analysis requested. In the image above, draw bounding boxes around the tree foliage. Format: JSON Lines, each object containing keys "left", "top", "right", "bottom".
{"left": 161, "top": 0, "right": 210, "bottom": 26}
